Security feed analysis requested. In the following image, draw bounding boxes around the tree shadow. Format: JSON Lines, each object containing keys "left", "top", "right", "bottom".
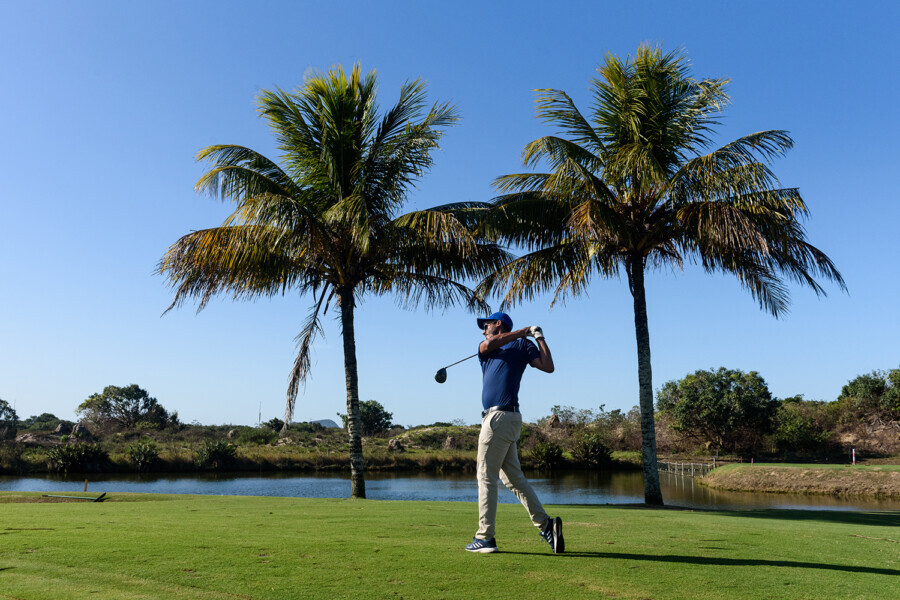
{"left": 553, "top": 503, "right": 900, "bottom": 528}
{"left": 500, "top": 550, "right": 900, "bottom": 576}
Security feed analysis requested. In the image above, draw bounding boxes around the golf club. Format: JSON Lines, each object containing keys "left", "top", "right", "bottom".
{"left": 434, "top": 353, "right": 478, "bottom": 383}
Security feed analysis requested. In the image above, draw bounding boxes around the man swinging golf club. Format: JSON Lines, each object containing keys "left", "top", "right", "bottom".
{"left": 465, "top": 312, "right": 564, "bottom": 554}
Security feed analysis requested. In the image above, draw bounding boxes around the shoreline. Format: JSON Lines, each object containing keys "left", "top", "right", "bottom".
{"left": 700, "top": 463, "right": 900, "bottom": 498}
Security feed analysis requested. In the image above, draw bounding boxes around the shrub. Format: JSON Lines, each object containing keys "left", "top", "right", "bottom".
{"left": 0, "top": 443, "right": 26, "bottom": 474}
{"left": 837, "top": 369, "right": 900, "bottom": 421}
{"left": 656, "top": 367, "right": 776, "bottom": 453}
{"left": 127, "top": 439, "right": 160, "bottom": 471}
{"left": 289, "top": 421, "right": 326, "bottom": 434}
{"left": 47, "top": 443, "right": 109, "bottom": 473}
{"left": 570, "top": 433, "right": 612, "bottom": 468}
{"left": 338, "top": 400, "right": 394, "bottom": 436}
{"left": 264, "top": 418, "right": 284, "bottom": 432}
{"left": 0, "top": 399, "right": 18, "bottom": 440}
{"left": 196, "top": 440, "right": 236, "bottom": 470}
{"left": 236, "top": 427, "right": 278, "bottom": 446}
{"left": 530, "top": 441, "right": 563, "bottom": 470}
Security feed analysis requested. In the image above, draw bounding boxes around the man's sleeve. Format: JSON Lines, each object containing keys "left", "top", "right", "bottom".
{"left": 523, "top": 339, "right": 540, "bottom": 362}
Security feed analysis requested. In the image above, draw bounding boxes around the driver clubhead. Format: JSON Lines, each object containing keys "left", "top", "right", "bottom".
{"left": 434, "top": 368, "right": 447, "bottom": 384}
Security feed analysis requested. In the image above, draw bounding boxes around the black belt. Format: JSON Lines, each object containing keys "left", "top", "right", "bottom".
{"left": 481, "top": 406, "right": 520, "bottom": 419}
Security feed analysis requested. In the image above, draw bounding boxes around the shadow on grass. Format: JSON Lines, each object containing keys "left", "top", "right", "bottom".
{"left": 500, "top": 550, "right": 900, "bottom": 576}
{"left": 718, "top": 509, "right": 900, "bottom": 528}
{"left": 555, "top": 503, "right": 900, "bottom": 528}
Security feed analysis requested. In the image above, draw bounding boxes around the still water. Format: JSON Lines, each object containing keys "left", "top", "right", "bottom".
{"left": 3, "top": 470, "right": 899, "bottom": 512}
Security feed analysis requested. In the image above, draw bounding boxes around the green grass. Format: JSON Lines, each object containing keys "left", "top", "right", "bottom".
{"left": 1, "top": 493, "right": 898, "bottom": 599}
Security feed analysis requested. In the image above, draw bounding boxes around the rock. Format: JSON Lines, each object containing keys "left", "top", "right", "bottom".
{"left": 547, "top": 414, "right": 562, "bottom": 428}
{"left": 442, "top": 436, "right": 459, "bottom": 450}
{"left": 71, "top": 423, "right": 94, "bottom": 442}
{"left": 15, "top": 433, "right": 47, "bottom": 445}
{"left": 388, "top": 439, "right": 405, "bottom": 452}
{"left": 227, "top": 429, "right": 238, "bottom": 439}
{"left": 53, "top": 422, "right": 72, "bottom": 435}
{"left": 275, "top": 437, "right": 292, "bottom": 446}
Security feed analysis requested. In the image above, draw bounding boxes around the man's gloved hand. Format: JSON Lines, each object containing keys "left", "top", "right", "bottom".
{"left": 529, "top": 326, "right": 544, "bottom": 341}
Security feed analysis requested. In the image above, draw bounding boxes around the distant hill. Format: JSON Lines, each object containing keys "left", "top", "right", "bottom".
{"left": 312, "top": 419, "right": 340, "bottom": 429}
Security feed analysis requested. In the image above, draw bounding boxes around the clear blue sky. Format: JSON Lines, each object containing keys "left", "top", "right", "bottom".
{"left": 1, "top": 1, "right": 897, "bottom": 427}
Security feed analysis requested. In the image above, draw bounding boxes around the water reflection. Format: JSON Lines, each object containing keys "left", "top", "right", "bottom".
{"left": 2, "top": 470, "right": 898, "bottom": 512}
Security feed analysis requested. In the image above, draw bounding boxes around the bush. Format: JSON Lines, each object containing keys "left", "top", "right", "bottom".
{"left": 0, "top": 399, "right": 18, "bottom": 441}
{"left": 263, "top": 418, "right": 285, "bottom": 432}
{"left": 77, "top": 384, "right": 177, "bottom": 431}
{"left": 196, "top": 440, "right": 236, "bottom": 470}
{"left": 837, "top": 369, "right": 900, "bottom": 421}
{"left": 0, "top": 443, "right": 25, "bottom": 474}
{"left": 47, "top": 443, "right": 109, "bottom": 473}
{"left": 771, "top": 397, "right": 831, "bottom": 453}
{"left": 289, "top": 421, "right": 326, "bottom": 434}
{"left": 127, "top": 439, "right": 160, "bottom": 472}
{"left": 570, "top": 433, "right": 612, "bottom": 468}
{"left": 338, "top": 400, "right": 394, "bottom": 436}
{"left": 19, "top": 412, "right": 71, "bottom": 433}
{"left": 236, "top": 427, "right": 278, "bottom": 446}
{"left": 656, "top": 367, "right": 776, "bottom": 453}
{"left": 530, "top": 441, "right": 563, "bottom": 470}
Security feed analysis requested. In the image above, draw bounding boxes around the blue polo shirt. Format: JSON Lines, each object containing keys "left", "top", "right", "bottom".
{"left": 479, "top": 338, "right": 540, "bottom": 410}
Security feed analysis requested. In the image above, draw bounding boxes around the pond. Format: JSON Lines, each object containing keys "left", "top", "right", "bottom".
{"left": 4, "top": 470, "right": 900, "bottom": 512}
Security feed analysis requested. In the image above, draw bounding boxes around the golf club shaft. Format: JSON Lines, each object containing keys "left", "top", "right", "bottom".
{"left": 443, "top": 353, "right": 478, "bottom": 369}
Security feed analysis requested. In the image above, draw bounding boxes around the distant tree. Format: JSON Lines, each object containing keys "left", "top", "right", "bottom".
{"left": 338, "top": 400, "right": 393, "bottom": 436}
{"left": 549, "top": 405, "right": 600, "bottom": 429}
{"left": 837, "top": 369, "right": 900, "bottom": 421}
{"left": 20, "top": 413, "right": 63, "bottom": 430}
{"left": 0, "top": 398, "right": 18, "bottom": 440}
{"left": 656, "top": 367, "right": 777, "bottom": 452}
{"left": 772, "top": 396, "right": 831, "bottom": 453}
{"left": 263, "top": 418, "right": 285, "bottom": 432}
{"left": 77, "top": 384, "right": 176, "bottom": 430}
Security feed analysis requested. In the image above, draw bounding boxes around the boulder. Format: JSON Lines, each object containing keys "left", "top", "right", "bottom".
{"left": 227, "top": 429, "right": 238, "bottom": 439}
{"left": 547, "top": 414, "right": 562, "bottom": 429}
{"left": 71, "top": 423, "right": 94, "bottom": 442}
{"left": 53, "top": 422, "right": 73, "bottom": 435}
{"left": 442, "top": 435, "right": 459, "bottom": 450}
{"left": 387, "top": 438, "right": 405, "bottom": 452}
{"left": 15, "top": 433, "right": 47, "bottom": 445}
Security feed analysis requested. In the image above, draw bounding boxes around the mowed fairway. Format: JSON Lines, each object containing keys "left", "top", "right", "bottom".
{"left": 1, "top": 493, "right": 898, "bottom": 599}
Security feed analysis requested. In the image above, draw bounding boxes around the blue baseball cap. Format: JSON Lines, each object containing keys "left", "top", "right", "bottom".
{"left": 477, "top": 312, "right": 513, "bottom": 331}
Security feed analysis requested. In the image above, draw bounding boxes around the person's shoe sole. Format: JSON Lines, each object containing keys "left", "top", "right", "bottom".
{"left": 552, "top": 517, "right": 565, "bottom": 553}
{"left": 466, "top": 546, "right": 499, "bottom": 553}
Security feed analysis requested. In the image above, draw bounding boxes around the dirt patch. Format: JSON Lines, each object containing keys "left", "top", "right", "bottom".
{"left": 701, "top": 466, "right": 900, "bottom": 497}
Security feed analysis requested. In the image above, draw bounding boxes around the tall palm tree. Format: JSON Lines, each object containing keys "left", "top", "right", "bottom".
{"left": 477, "top": 46, "right": 845, "bottom": 505}
{"left": 159, "top": 64, "right": 507, "bottom": 498}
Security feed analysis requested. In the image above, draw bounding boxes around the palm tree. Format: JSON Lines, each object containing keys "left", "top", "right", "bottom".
{"left": 159, "top": 64, "right": 507, "bottom": 498}
{"left": 477, "top": 46, "right": 845, "bottom": 505}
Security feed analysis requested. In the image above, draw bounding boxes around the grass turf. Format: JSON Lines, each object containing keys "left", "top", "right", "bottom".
{"left": 1, "top": 492, "right": 898, "bottom": 599}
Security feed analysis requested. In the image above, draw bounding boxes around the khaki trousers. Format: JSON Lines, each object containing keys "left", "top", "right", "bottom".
{"left": 476, "top": 410, "right": 549, "bottom": 540}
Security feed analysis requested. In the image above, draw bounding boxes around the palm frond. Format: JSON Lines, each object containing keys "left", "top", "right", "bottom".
{"left": 285, "top": 289, "right": 330, "bottom": 425}
{"left": 477, "top": 238, "right": 614, "bottom": 309}
{"left": 479, "top": 191, "right": 572, "bottom": 249}
{"left": 195, "top": 145, "right": 296, "bottom": 201}
{"left": 533, "top": 88, "right": 606, "bottom": 155}
{"left": 370, "top": 270, "right": 492, "bottom": 314}
{"left": 158, "top": 225, "right": 306, "bottom": 312}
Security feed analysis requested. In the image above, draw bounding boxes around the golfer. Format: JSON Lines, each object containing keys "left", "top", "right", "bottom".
{"left": 465, "top": 312, "right": 564, "bottom": 554}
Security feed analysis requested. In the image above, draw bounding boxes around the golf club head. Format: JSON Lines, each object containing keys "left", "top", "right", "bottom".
{"left": 434, "top": 368, "right": 447, "bottom": 384}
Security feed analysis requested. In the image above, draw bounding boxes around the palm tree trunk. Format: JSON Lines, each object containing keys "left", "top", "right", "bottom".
{"left": 338, "top": 287, "right": 365, "bottom": 499}
{"left": 628, "top": 255, "right": 663, "bottom": 506}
